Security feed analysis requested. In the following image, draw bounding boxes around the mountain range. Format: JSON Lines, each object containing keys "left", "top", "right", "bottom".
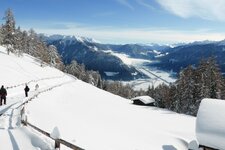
{"left": 42, "top": 35, "right": 168, "bottom": 80}
{"left": 152, "top": 40, "right": 225, "bottom": 73}
{"left": 42, "top": 34, "right": 225, "bottom": 81}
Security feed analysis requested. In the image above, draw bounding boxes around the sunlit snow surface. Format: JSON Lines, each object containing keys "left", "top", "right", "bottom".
{"left": 196, "top": 98, "right": 225, "bottom": 150}
{"left": 0, "top": 46, "right": 195, "bottom": 150}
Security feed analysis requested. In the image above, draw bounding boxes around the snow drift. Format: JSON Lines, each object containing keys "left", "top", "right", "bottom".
{"left": 196, "top": 98, "right": 225, "bottom": 150}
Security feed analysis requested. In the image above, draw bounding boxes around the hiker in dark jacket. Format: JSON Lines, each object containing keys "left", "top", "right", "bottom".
{"left": 24, "top": 84, "right": 30, "bottom": 97}
{"left": 0, "top": 85, "right": 7, "bottom": 105}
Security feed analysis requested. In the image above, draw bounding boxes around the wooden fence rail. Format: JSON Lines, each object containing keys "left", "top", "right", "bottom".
{"left": 199, "top": 145, "right": 218, "bottom": 150}
{"left": 21, "top": 120, "right": 84, "bottom": 150}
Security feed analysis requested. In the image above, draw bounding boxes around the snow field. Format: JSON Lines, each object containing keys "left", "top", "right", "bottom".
{"left": 0, "top": 46, "right": 196, "bottom": 150}
{"left": 0, "top": 46, "right": 72, "bottom": 149}
{"left": 26, "top": 79, "right": 196, "bottom": 150}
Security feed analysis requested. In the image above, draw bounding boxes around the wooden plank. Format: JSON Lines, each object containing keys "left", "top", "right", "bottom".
{"left": 22, "top": 120, "right": 84, "bottom": 150}
{"left": 199, "top": 145, "right": 218, "bottom": 150}
{"left": 22, "top": 121, "right": 51, "bottom": 138}
{"left": 59, "top": 139, "right": 84, "bottom": 150}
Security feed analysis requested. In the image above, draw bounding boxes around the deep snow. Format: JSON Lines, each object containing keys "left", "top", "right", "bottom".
{"left": 196, "top": 98, "right": 225, "bottom": 150}
{"left": 0, "top": 46, "right": 196, "bottom": 150}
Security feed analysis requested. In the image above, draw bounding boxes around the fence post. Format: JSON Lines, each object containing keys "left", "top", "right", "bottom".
{"left": 21, "top": 106, "right": 28, "bottom": 126}
{"left": 21, "top": 106, "right": 25, "bottom": 118}
{"left": 24, "top": 115, "right": 28, "bottom": 126}
{"left": 55, "top": 139, "right": 60, "bottom": 149}
{"left": 51, "top": 126, "right": 61, "bottom": 149}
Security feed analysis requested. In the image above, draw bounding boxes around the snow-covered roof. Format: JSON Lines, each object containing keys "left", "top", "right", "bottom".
{"left": 196, "top": 98, "right": 225, "bottom": 149}
{"left": 131, "top": 96, "right": 155, "bottom": 104}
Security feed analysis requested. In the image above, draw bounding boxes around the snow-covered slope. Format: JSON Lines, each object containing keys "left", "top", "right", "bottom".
{"left": 0, "top": 46, "right": 195, "bottom": 150}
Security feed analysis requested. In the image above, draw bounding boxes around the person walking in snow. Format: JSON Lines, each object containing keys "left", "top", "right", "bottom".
{"left": 0, "top": 85, "right": 7, "bottom": 105}
{"left": 35, "top": 84, "right": 39, "bottom": 91}
{"left": 24, "top": 84, "right": 30, "bottom": 97}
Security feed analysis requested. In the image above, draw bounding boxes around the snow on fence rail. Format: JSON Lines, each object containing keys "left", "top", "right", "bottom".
{"left": 21, "top": 120, "right": 84, "bottom": 150}
{"left": 199, "top": 145, "right": 217, "bottom": 150}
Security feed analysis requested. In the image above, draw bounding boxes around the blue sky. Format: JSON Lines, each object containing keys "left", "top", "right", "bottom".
{"left": 1, "top": 0, "right": 225, "bottom": 44}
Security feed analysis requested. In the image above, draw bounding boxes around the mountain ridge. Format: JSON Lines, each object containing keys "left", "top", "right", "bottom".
{"left": 42, "top": 34, "right": 225, "bottom": 80}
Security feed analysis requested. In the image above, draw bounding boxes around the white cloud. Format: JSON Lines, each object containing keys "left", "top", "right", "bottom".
{"left": 116, "top": 0, "right": 134, "bottom": 10}
{"left": 30, "top": 22, "right": 225, "bottom": 44}
{"left": 156, "top": 0, "right": 225, "bottom": 21}
{"left": 93, "top": 12, "right": 116, "bottom": 17}
{"left": 136, "top": 0, "right": 155, "bottom": 10}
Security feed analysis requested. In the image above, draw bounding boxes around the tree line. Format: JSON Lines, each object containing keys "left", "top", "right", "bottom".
{"left": 66, "top": 53, "right": 225, "bottom": 116}
{"left": 0, "top": 8, "right": 135, "bottom": 99}
{"left": 1, "top": 8, "right": 224, "bottom": 116}
{"left": 146, "top": 58, "right": 225, "bottom": 116}
{"left": 0, "top": 8, "right": 64, "bottom": 70}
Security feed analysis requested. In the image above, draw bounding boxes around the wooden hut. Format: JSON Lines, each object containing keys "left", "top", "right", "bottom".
{"left": 131, "top": 96, "right": 155, "bottom": 106}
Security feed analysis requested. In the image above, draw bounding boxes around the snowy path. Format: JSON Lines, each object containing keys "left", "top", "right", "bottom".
{"left": 0, "top": 74, "right": 69, "bottom": 114}
{"left": 0, "top": 75, "right": 75, "bottom": 150}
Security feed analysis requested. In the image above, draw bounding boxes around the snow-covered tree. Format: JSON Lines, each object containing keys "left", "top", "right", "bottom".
{"left": 197, "top": 58, "right": 223, "bottom": 99}
{"left": 170, "top": 58, "right": 225, "bottom": 115}
{"left": 175, "top": 66, "right": 196, "bottom": 114}
{"left": 13, "top": 26, "right": 23, "bottom": 56}
{"left": 154, "top": 83, "right": 170, "bottom": 108}
{"left": 146, "top": 85, "right": 155, "bottom": 98}
{"left": 47, "top": 45, "right": 63, "bottom": 69}
{"left": 27, "top": 28, "right": 38, "bottom": 56}
{"left": 48, "top": 45, "right": 58, "bottom": 65}
{"left": 0, "top": 25, "right": 3, "bottom": 44}
{"left": 65, "top": 60, "right": 83, "bottom": 78}
{"left": 87, "top": 70, "right": 102, "bottom": 87}
{"left": 2, "top": 8, "right": 16, "bottom": 54}
{"left": 20, "top": 31, "right": 29, "bottom": 54}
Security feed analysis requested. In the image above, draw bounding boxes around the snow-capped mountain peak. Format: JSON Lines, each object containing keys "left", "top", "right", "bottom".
{"left": 41, "top": 34, "right": 100, "bottom": 44}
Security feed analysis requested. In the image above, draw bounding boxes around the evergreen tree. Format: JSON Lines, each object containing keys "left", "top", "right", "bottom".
{"left": 14, "top": 26, "right": 23, "bottom": 56}
{"left": 176, "top": 66, "right": 195, "bottom": 114}
{"left": 21, "top": 31, "right": 29, "bottom": 54}
{"left": 154, "top": 83, "right": 170, "bottom": 108}
{"left": 172, "top": 57, "right": 224, "bottom": 115}
{"left": 0, "top": 25, "right": 3, "bottom": 44}
{"left": 146, "top": 85, "right": 155, "bottom": 98}
{"left": 48, "top": 45, "right": 61, "bottom": 66}
{"left": 27, "top": 28, "right": 38, "bottom": 56}
{"left": 2, "top": 8, "right": 16, "bottom": 54}
{"left": 197, "top": 58, "right": 223, "bottom": 99}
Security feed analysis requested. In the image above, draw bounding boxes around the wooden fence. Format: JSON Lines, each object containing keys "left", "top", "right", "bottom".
{"left": 199, "top": 145, "right": 218, "bottom": 150}
{"left": 18, "top": 80, "right": 85, "bottom": 150}
{"left": 0, "top": 77, "right": 84, "bottom": 150}
{"left": 21, "top": 119, "right": 84, "bottom": 150}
